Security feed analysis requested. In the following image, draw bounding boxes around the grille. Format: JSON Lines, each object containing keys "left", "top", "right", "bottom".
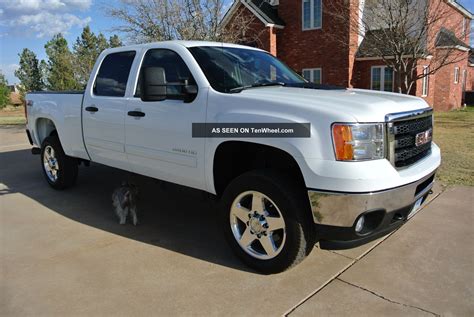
{"left": 389, "top": 114, "right": 433, "bottom": 168}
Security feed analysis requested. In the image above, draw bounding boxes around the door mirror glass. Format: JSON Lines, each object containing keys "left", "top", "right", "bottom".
{"left": 141, "top": 67, "right": 167, "bottom": 102}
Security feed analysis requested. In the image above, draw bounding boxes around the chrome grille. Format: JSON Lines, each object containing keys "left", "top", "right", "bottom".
{"left": 386, "top": 108, "right": 433, "bottom": 168}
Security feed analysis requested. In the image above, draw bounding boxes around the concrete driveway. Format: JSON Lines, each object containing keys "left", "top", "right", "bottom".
{"left": 1, "top": 126, "right": 473, "bottom": 316}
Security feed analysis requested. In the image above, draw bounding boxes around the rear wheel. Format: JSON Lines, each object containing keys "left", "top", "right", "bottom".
{"left": 41, "top": 135, "right": 78, "bottom": 189}
{"left": 221, "top": 170, "right": 316, "bottom": 274}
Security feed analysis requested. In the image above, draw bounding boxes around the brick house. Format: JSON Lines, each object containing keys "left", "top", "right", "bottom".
{"left": 222, "top": 0, "right": 474, "bottom": 110}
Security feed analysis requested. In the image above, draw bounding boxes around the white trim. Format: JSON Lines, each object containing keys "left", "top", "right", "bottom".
{"left": 370, "top": 66, "right": 394, "bottom": 92}
{"left": 243, "top": 0, "right": 285, "bottom": 28}
{"left": 220, "top": 0, "right": 285, "bottom": 29}
{"left": 421, "top": 66, "right": 429, "bottom": 97}
{"left": 462, "top": 69, "right": 467, "bottom": 90}
{"left": 220, "top": 1, "right": 242, "bottom": 28}
{"left": 454, "top": 67, "right": 460, "bottom": 84}
{"left": 446, "top": 0, "right": 474, "bottom": 19}
{"left": 462, "top": 17, "right": 467, "bottom": 37}
{"left": 267, "top": 23, "right": 285, "bottom": 29}
{"left": 302, "top": 67, "right": 322, "bottom": 84}
{"left": 241, "top": 1, "right": 269, "bottom": 26}
{"left": 302, "top": 0, "right": 322, "bottom": 31}
{"left": 436, "top": 45, "right": 470, "bottom": 52}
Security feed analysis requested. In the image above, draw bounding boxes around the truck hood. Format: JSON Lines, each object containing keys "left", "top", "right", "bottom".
{"left": 237, "top": 87, "right": 430, "bottom": 122}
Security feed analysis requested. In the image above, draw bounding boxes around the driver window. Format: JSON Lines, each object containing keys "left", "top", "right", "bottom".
{"left": 136, "top": 49, "right": 196, "bottom": 100}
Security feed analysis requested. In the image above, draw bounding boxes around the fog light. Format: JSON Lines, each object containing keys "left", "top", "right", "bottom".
{"left": 355, "top": 216, "right": 365, "bottom": 233}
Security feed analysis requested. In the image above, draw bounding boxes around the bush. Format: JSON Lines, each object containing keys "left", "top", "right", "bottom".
{"left": 0, "top": 72, "right": 11, "bottom": 109}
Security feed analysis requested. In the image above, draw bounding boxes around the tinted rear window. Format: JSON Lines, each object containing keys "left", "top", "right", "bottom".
{"left": 94, "top": 51, "right": 136, "bottom": 97}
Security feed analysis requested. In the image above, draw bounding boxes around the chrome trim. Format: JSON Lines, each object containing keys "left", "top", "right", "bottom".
{"left": 385, "top": 107, "right": 433, "bottom": 167}
{"left": 385, "top": 107, "right": 433, "bottom": 122}
{"left": 307, "top": 171, "right": 436, "bottom": 227}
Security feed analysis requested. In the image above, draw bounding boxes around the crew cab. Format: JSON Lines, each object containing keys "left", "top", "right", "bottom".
{"left": 25, "top": 41, "right": 440, "bottom": 273}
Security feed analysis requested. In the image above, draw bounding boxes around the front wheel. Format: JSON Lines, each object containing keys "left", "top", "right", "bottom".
{"left": 220, "top": 170, "right": 316, "bottom": 274}
{"left": 41, "top": 135, "right": 78, "bottom": 190}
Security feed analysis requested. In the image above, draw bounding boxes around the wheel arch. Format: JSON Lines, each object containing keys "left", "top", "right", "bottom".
{"left": 212, "top": 141, "right": 306, "bottom": 197}
{"left": 36, "top": 117, "right": 58, "bottom": 145}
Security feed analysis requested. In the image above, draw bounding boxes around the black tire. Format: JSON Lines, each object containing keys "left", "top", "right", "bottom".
{"left": 40, "top": 135, "right": 78, "bottom": 190}
{"left": 220, "top": 170, "right": 316, "bottom": 274}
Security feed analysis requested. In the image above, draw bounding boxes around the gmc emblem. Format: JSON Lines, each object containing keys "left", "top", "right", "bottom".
{"left": 415, "top": 128, "right": 432, "bottom": 147}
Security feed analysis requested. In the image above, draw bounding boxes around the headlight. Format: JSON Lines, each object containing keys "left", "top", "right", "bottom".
{"left": 332, "top": 123, "right": 385, "bottom": 161}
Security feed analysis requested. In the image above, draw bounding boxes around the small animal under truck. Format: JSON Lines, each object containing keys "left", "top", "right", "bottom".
{"left": 25, "top": 41, "right": 440, "bottom": 274}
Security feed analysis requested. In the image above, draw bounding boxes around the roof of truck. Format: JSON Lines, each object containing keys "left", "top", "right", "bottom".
{"left": 104, "top": 40, "right": 264, "bottom": 53}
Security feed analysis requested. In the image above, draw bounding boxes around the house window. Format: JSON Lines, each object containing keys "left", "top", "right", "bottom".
{"left": 302, "top": 68, "right": 322, "bottom": 84}
{"left": 454, "top": 67, "right": 460, "bottom": 84}
{"left": 422, "top": 66, "right": 429, "bottom": 97}
{"left": 462, "top": 17, "right": 466, "bottom": 37}
{"left": 302, "top": 0, "right": 322, "bottom": 30}
{"left": 371, "top": 66, "right": 393, "bottom": 92}
{"left": 462, "top": 69, "right": 467, "bottom": 90}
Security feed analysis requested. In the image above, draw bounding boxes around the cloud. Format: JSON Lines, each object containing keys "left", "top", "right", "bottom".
{"left": 14, "top": 12, "right": 92, "bottom": 38}
{"left": 0, "top": 0, "right": 92, "bottom": 38}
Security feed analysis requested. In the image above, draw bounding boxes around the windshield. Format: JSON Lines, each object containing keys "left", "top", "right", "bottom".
{"left": 188, "top": 46, "right": 306, "bottom": 93}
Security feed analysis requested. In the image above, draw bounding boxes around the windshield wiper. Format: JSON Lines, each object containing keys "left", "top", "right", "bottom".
{"left": 228, "top": 82, "right": 286, "bottom": 93}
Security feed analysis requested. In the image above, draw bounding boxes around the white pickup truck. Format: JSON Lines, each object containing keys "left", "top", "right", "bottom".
{"left": 25, "top": 41, "right": 440, "bottom": 273}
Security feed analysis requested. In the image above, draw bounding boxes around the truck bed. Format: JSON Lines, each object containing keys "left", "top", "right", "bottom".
{"left": 26, "top": 91, "right": 89, "bottom": 160}
{"left": 28, "top": 90, "right": 85, "bottom": 95}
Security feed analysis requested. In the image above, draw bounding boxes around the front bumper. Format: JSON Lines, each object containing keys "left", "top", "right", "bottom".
{"left": 308, "top": 170, "right": 436, "bottom": 249}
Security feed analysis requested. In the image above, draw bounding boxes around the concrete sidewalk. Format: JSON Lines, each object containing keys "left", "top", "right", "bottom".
{"left": 1, "top": 126, "right": 472, "bottom": 316}
{"left": 290, "top": 186, "right": 474, "bottom": 316}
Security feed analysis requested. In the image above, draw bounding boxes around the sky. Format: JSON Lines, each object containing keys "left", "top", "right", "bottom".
{"left": 1, "top": 0, "right": 474, "bottom": 84}
{"left": 0, "top": 0, "right": 122, "bottom": 84}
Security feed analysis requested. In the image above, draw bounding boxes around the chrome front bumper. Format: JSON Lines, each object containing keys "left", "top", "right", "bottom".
{"left": 307, "top": 171, "right": 436, "bottom": 227}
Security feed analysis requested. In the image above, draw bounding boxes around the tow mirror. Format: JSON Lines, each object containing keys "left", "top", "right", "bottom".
{"left": 141, "top": 67, "right": 167, "bottom": 102}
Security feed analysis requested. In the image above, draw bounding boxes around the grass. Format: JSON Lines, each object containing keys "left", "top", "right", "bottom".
{"left": 434, "top": 106, "right": 474, "bottom": 186}
{"left": 0, "top": 117, "right": 26, "bottom": 125}
{"left": 0, "top": 105, "right": 26, "bottom": 125}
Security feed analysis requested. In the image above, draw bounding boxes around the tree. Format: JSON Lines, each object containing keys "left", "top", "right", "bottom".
{"left": 15, "top": 48, "right": 45, "bottom": 93}
{"left": 105, "top": 0, "right": 261, "bottom": 44}
{"left": 73, "top": 26, "right": 99, "bottom": 87}
{"left": 45, "top": 34, "right": 79, "bottom": 91}
{"left": 97, "top": 33, "right": 110, "bottom": 53}
{"left": 72, "top": 26, "right": 123, "bottom": 88}
{"left": 0, "top": 71, "right": 10, "bottom": 109}
{"left": 327, "top": 0, "right": 468, "bottom": 94}
{"left": 109, "top": 34, "right": 123, "bottom": 48}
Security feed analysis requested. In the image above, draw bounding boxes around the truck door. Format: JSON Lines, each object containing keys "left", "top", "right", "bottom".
{"left": 125, "top": 48, "right": 207, "bottom": 191}
{"left": 82, "top": 51, "right": 136, "bottom": 171}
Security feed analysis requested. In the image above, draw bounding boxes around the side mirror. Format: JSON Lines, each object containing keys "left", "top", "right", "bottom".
{"left": 141, "top": 67, "right": 167, "bottom": 102}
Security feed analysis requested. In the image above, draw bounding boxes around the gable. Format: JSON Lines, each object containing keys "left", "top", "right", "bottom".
{"left": 221, "top": 0, "right": 285, "bottom": 28}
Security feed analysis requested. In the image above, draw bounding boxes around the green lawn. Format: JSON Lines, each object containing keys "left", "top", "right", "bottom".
{"left": 434, "top": 106, "right": 474, "bottom": 186}
{"left": 0, "top": 105, "right": 26, "bottom": 125}
{"left": 0, "top": 116, "right": 26, "bottom": 125}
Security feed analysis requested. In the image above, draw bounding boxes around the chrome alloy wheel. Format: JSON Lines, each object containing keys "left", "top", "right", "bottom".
{"left": 43, "top": 145, "right": 59, "bottom": 182}
{"left": 230, "top": 191, "right": 286, "bottom": 260}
